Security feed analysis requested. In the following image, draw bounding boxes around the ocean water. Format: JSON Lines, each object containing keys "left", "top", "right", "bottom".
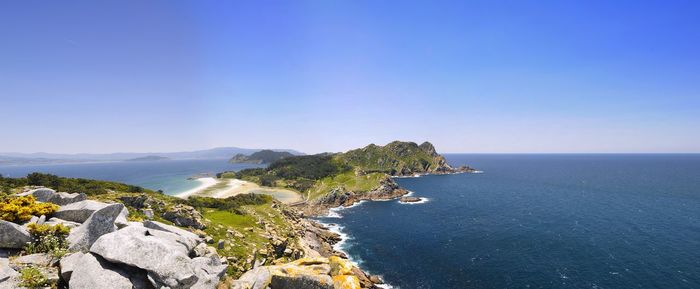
{"left": 319, "top": 154, "right": 700, "bottom": 289}
{"left": 0, "top": 159, "right": 262, "bottom": 195}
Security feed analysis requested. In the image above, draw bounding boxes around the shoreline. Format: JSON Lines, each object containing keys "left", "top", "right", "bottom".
{"left": 176, "top": 177, "right": 303, "bottom": 204}
{"left": 174, "top": 177, "right": 219, "bottom": 198}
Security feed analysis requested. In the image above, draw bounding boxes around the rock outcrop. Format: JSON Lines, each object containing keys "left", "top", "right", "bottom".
{"left": 233, "top": 257, "right": 366, "bottom": 289}
{"left": 162, "top": 204, "right": 207, "bottom": 229}
{"left": 67, "top": 203, "right": 124, "bottom": 251}
{"left": 18, "top": 187, "right": 87, "bottom": 205}
{"left": 53, "top": 200, "right": 129, "bottom": 226}
{"left": 0, "top": 220, "right": 32, "bottom": 249}
{"left": 69, "top": 252, "right": 151, "bottom": 289}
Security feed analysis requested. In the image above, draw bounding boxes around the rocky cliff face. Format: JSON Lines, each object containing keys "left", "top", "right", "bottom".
{"left": 338, "top": 141, "right": 473, "bottom": 176}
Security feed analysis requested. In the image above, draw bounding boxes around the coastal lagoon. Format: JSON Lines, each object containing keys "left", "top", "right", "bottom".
{"left": 0, "top": 159, "right": 263, "bottom": 195}
{"left": 320, "top": 154, "right": 700, "bottom": 289}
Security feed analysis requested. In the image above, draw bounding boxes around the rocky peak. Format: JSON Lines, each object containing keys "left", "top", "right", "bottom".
{"left": 418, "top": 141, "right": 438, "bottom": 157}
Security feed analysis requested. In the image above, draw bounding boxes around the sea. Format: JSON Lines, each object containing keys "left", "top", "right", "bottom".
{"left": 2, "top": 154, "right": 699, "bottom": 288}
{"left": 0, "top": 159, "right": 262, "bottom": 195}
{"left": 319, "top": 154, "right": 700, "bottom": 289}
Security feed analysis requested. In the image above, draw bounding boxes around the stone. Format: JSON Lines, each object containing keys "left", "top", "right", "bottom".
{"left": 205, "top": 236, "right": 214, "bottom": 244}
{"left": 53, "top": 200, "right": 127, "bottom": 223}
{"left": 37, "top": 214, "right": 46, "bottom": 225}
{"left": 269, "top": 274, "right": 334, "bottom": 289}
{"left": 369, "top": 275, "right": 383, "bottom": 284}
{"left": 12, "top": 253, "right": 54, "bottom": 267}
{"left": 190, "top": 255, "right": 227, "bottom": 289}
{"left": 193, "top": 242, "right": 217, "bottom": 258}
{"left": 143, "top": 208, "right": 154, "bottom": 219}
{"left": 49, "top": 192, "right": 88, "bottom": 206}
{"left": 218, "top": 240, "right": 225, "bottom": 249}
{"left": 332, "top": 275, "right": 361, "bottom": 289}
{"left": 69, "top": 252, "right": 150, "bottom": 289}
{"left": 236, "top": 266, "right": 271, "bottom": 289}
{"left": 67, "top": 203, "right": 124, "bottom": 251}
{"left": 399, "top": 196, "right": 422, "bottom": 203}
{"left": 162, "top": 204, "right": 207, "bottom": 229}
{"left": 44, "top": 217, "right": 81, "bottom": 229}
{"left": 89, "top": 225, "right": 198, "bottom": 289}
{"left": 143, "top": 220, "right": 201, "bottom": 250}
{"left": 0, "top": 250, "right": 18, "bottom": 283}
{"left": 0, "top": 220, "right": 32, "bottom": 249}
{"left": 59, "top": 252, "right": 84, "bottom": 282}
{"left": 329, "top": 256, "right": 353, "bottom": 276}
{"left": 17, "top": 187, "right": 56, "bottom": 202}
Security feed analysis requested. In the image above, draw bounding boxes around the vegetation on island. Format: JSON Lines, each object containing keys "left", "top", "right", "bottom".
{"left": 219, "top": 141, "right": 461, "bottom": 202}
{"left": 229, "top": 149, "right": 295, "bottom": 164}
{"left": 0, "top": 172, "right": 150, "bottom": 196}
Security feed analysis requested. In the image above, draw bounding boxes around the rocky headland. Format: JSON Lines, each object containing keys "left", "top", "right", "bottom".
{"left": 0, "top": 141, "right": 474, "bottom": 289}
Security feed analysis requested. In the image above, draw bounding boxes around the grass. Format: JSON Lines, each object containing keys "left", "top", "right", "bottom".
{"left": 307, "top": 171, "right": 386, "bottom": 201}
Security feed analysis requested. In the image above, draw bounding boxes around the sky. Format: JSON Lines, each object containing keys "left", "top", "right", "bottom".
{"left": 1, "top": 0, "right": 699, "bottom": 154}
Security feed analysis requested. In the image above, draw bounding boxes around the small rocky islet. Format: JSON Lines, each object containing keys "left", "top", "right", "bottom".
{"left": 0, "top": 141, "right": 474, "bottom": 289}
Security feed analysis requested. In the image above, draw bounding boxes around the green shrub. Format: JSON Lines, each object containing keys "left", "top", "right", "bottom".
{"left": 187, "top": 194, "right": 272, "bottom": 213}
{"left": 0, "top": 196, "right": 59, "bottom": 223}
{"left": 25, "top": 223, "right": 70, "bottom": 258}
{"left": 19, "top": 266, "right": 49, "bottom": 288}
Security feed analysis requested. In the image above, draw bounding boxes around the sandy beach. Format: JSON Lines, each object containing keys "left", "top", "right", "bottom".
{"left": 175, "top": 177, "right": 303, "bottom": 204}
{"left": 174, "top": 177, "right": 219, "bottom": 198}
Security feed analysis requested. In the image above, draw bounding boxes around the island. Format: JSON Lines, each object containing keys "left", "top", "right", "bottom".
{"left": 0, "top": 141, "right": 474, "bottom": 289}
{"left": 124, "top": 155, "right": 170, "bottom": 162}
{"left": 228, "top": 149, "right": 295, "bottom": 164}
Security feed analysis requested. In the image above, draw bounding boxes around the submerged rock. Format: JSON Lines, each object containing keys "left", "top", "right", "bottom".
{"left": 399, "top": 196, "right": 421, "bottom": 203}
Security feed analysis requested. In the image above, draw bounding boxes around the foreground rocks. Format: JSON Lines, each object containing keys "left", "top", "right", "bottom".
{"left": 0, "top": 220, "right": 31, "bottom": 249}
{"left": 232, "top": 257, "right": 366, "bottom": 289}
{"left": 0, "top": 194, "right": 227, "bottom": 289}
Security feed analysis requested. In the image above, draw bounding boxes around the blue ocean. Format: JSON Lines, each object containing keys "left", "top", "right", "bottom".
{"left": 0, "top": 159, "right": 262, "bottom": 195}
{"left": 320, "top": 154, "right": 700, "bottom": 289}
{"left": 3, "top": 154, "right": 699, "bottom": 288}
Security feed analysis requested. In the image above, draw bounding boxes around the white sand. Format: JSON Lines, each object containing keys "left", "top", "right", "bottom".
{"left": 175, "top": 177, "right": 219, "bottom": 198}
{"left": 177, "top": 177, "right": 303, "bottom": 204}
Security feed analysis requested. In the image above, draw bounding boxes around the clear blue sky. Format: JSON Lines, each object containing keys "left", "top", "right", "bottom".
{"left": 1, "top": 0, "right": 698, "bottom": 154}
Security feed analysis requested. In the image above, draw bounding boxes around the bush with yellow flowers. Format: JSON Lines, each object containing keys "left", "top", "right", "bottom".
{"left": 0, "top": 195, "right": 59, "bottom": 223}
{"left": 25, "top": 223, "right": 70, "bottom": 258}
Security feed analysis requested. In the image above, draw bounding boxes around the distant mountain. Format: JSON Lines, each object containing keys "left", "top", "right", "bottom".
{"left": 229, "top": 150, "right": 295, "bottom": 164}
{"left": 0, "top": 147, "right": 305, "bottom": 165}
{"left": 124, "top": 155, "right": 170, "bottom": 162}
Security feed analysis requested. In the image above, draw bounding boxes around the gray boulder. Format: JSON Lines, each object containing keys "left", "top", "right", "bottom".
{"left": 89, "top": 225, "right": 198, "bottom": 288}
{"left": 17, "top": 188, "right": 87, "bottom": 205}
{"left": 16, "top": 187, "right": 56, "bottom": 201}
{"left": 49, "top": 192, "right": 87, "bottom": 206}
{"left": 0, "top": 250, "right": 18, "bottom": 283}
{"left": 53, "top": 200, "right": 129, "bottom": 225}
{"left": 0, "top": 220, "right": 32, "bottom": 249}
{"left": 44, "top": 217, "right": 81, "bottom": 229}
{"left": 12, "top": 253, "right": 54, "bottom": 267}
{"left": 69, "top": 252, "right": 151, "bottom": 289}
{"left": 236, "top": 267, "right": 272, "bottom": 289}
{"left": 162, "top": 204, "right": 206, "bottom": 229}
{"left": 67, "top": 203, "right": 124, "bottom": 251}
{"left": 190, "top": 255, "right": 228, "bottom": 289}
{"left": 59, "top": 252, "right": 84, "bottom": 282}
{"left": 144, "top": 220, "right": 201, "bottom": 251}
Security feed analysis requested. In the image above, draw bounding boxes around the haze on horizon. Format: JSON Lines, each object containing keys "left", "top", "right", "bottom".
{"left": 1, "top": 1, "right": 699, "bottom": 154}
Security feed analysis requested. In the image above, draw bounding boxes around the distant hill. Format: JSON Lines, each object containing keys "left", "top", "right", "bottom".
{"left": 124, "top": 155, "right": 170, "bottom": 162}
{"left": 0, "top": 147, "right": 304, "bottom": 165}
{"left": 338, "top": 141, "right": 455, "bottom": 175}
{"left": 229, "top": 150, "right": 295, "bottom": 164}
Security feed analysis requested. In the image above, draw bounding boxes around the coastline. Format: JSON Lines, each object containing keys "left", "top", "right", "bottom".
{"left": 174, "top": 177, "right": 219, "bottom": 198}
{"left": 176, "top": 177, "right": 303, "bottom": 204}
